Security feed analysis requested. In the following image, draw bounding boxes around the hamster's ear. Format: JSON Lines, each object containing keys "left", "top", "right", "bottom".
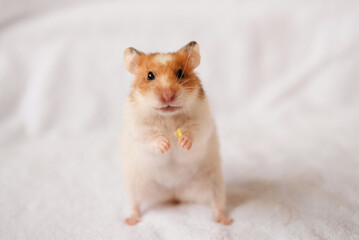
{"left": 178, "top": 41, "right": 200, "bottom": 68}
{"left": 124, "top": 47, "right": 144, "bottom": 74}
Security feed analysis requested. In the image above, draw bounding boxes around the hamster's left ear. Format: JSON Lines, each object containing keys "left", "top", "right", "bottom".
{"left": 178, "top": 41, "right": 200, "bottom": 68}
{"left": 124, "top": 47, "right": 144, "bottom": 74}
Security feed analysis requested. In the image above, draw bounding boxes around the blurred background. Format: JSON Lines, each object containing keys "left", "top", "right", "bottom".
{"left": 0, "top": 0, "right": 358, "bottom": 239}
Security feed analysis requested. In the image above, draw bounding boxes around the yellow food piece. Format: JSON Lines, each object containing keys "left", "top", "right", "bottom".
{"left": 175, "top": 128, "right": 182, "bottom": 138}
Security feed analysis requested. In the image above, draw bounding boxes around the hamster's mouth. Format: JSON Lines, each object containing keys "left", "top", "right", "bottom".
{"left": 156, "top": 105, "right": 182, "bottom": 112}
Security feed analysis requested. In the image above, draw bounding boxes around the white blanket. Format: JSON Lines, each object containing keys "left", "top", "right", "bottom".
{"left": 1, "top": 1, "right": 359, "bottom": 239}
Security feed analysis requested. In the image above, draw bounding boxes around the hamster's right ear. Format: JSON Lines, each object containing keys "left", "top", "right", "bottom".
{"left": 124, "top": 47, "right": 144, "bottom": 74}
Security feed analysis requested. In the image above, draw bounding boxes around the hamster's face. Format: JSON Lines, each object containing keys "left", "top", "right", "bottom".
{"left": 124, "top": 41, "right": 204, "bottom": 115}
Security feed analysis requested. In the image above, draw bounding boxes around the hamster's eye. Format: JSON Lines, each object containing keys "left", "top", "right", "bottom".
{"left": 176, "top": 69, "right": 184, "bottom": 79}
{"left": 147, "top": 71, "right": 155, "bottom": 81}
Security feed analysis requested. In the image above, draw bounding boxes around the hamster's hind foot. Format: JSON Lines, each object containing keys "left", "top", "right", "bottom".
{"left": 124, "top": 204, "right": 141, "bottom": 226}
{"left": 124, "top": 215, "right": 141, "bottom": 226}
{"left": 215, "top": 215, "right": 233, "bottom": 225}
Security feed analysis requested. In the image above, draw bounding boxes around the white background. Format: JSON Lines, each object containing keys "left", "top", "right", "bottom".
{"left": 1, "top": 0, "right": 359, "bottom": 239}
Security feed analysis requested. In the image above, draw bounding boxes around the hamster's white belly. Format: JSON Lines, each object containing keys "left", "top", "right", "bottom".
{"left": 133, "top": 137, "right": 208, "bottom": 189}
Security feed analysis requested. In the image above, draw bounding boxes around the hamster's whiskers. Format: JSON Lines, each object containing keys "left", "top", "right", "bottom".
{"left": 180, "top": 75, "right": 196, "bottom": 85}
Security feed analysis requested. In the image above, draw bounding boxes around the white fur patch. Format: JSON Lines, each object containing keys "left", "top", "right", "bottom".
{"left": 153, "top": 54, "right": 173, "bottom": 65}
{"left": 160, "top": 74, "right": 170, "bottom": 87}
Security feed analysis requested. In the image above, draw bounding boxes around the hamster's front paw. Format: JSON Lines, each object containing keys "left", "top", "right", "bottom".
{"left": 154, "top": 136, "right": 171, "bottom": 154}
{"left": 178, "top": 133, "right": 193, "bottom": 150}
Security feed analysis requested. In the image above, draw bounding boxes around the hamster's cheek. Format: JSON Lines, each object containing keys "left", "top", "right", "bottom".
{"left": 181, "top": 90, "right": 197, "bottom": 107}
{"left": 139, "top": 91, "right": 160, "bottom": 108}
{"left": 149, "top": 91, "right": 161, "bottom": 106}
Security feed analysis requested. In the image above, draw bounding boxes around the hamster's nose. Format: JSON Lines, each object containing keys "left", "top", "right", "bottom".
{"left": 161, "top": 90, "right": 176, "bottom": 104}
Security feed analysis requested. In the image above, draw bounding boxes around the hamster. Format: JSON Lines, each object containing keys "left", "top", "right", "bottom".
{"left": 121, "top": 41, "right": 232, "bottom": 226}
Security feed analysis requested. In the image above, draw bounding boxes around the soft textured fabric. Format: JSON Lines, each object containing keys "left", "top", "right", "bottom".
{"left": 0, "top": 1, "right": 358, "bottom": 239}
